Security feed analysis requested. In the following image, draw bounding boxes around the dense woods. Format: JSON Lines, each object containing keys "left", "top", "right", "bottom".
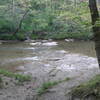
{"left": 0, "top": 0, "right": 92, "bottom": 40}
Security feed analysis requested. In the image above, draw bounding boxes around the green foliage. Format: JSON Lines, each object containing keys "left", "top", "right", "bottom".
{"left": 37, "top": 77, "right": 70, "bottom": 96}
{"left": 0, "top": 77, "right": 3, "bottom": 88}
{"left": 44, "top": 32, "right": 93, "bottom": 40}
{"left": 0, "top": 34, "right": 16, "bottom": 40}
{"left": 0, "top": 33, "right": 25, "bottom": 40}
{"left": 15, "top": 33, "right": 25, "bottom": 41}
{"left": 95, "top": 18, "right": 100, "bottom": 27}
{"left": 30, "top": 34, "right": 40, "bottom": 40}
{"left": 0, "top": 69, "right": 31, "bottom": 82}
{"left": 0, "top": 77, "right": 2, "bottom": 82}
{"left": 37, "top": 81, "right": 58, "bottom": 96}
{"left": 0, "top": 0, "right": 93, "bottom": 40}
{"left": 71, "top": 75, "right": 100, "bottom": 99}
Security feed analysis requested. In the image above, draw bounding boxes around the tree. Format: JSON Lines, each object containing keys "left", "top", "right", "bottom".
{"left": 89, "top": 0, "right": 100, "bottom": 68}
{"left": 14, "top": 9, "right": 29, "bottom": 35}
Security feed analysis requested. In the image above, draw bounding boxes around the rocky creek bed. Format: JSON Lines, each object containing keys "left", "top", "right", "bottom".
{"left": 0, "top": 40, "right": 100, "bottom": 100}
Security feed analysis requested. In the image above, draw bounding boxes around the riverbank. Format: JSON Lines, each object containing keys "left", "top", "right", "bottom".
{"left": 0, "top": 32, "right": 93, "bottom": 41}
{"left": 0, "top": 34, "right": 25, "bottom": 41}
{"left": 71, "top": 74, "right": 100, "bottom": 100}
{"left": 0, "top": 70, "right": 35, "bottom": 100}
{"left": 0, "top": 69, "right": 100, "bottom": 100}
{"left": 30, "top": 32, "right": 93, "bottom": 40}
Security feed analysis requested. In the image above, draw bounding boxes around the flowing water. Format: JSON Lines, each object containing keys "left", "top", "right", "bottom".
{"left": 0, "top": 40, "right": 98, "bottom": 72}
{"left": 0, "top": 40, "right": 99, "bottom": 80}
{"left": 0, "top": 40, "right": 100, "bottom": 100}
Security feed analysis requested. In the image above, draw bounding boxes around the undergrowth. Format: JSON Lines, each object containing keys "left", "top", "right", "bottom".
{"left": 71, "top": 75, "right": 100, "bottom": 99}
{"left": 37, "top": 77, "right": 70, "bottom": 96}
{"left": 0, "top": 69, "right": 31, "bottom": 82}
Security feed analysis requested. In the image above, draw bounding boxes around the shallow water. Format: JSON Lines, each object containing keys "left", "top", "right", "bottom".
{"left": 0, "top": 40, "right": 98, "bottom": 74}
{"left": 0, "top": 40, "right": 100, "bottom": 100}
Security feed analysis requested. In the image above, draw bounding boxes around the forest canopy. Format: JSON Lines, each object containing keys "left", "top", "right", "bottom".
{"left": 0, "top": 0, "right": 97, "bottom": 40}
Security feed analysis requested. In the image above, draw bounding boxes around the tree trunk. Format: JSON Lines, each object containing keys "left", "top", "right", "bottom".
{"left": 89, "top": 0, "right": 100, "bottom": 68}
{"left": 14, "top": 10, "right": 29, "bottom": 35}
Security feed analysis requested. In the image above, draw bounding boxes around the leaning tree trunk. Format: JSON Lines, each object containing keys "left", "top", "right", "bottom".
{"left": 14, "top": 10, "right": 29, "bottom": 35}
{"left": 89, "top": 0, "right": 100, "bottom": 68}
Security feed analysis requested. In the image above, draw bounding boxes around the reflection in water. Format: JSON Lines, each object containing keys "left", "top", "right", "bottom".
{"left": 58, "top": 41, "right": 96, "bottom": 57}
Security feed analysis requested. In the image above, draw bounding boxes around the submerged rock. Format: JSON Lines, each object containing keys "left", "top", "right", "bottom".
{"left": 30, "top": 42, "right": 41, "bottom": 46}
{"left": 42, "top": 42, "right": 58, "bottom": 46}
{"left": 65, "top": 39, "right": 74, "bottom": 42}
{"left": 42, "top": 40, "right": 48, "bottom": 43}
{"left": 56, "top": 50, "right": 67, "bottom": 54}
{"left": 23, "top": 57, "right": 39, "bottom": 61}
